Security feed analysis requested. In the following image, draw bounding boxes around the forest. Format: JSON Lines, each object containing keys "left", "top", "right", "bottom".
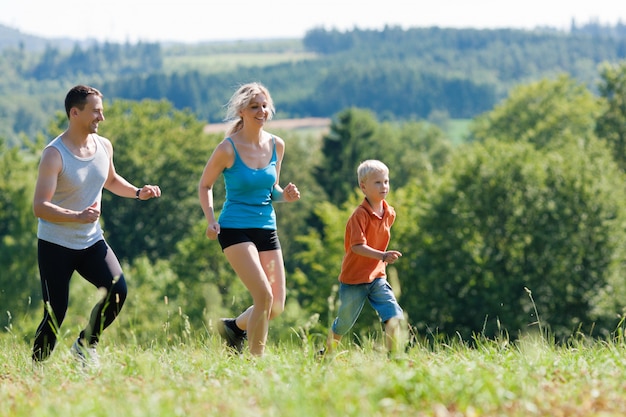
{"left": 1, "top": 22, "right": 626, "bottom": 143}
{"left": 2, "top": 23, "right": 626, "bottom": 348}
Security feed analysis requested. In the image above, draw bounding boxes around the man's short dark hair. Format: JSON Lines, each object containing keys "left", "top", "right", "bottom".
{"left": 64, "top": 85, "right": 102, "bottom": 118}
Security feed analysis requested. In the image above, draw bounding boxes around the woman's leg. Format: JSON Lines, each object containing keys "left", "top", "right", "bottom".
{"left": 223, "top": 242, "right": 274, "bottom": 355}
{"left": 259, "top": 249, "right": 286, "bottom": 320}
{"left": 231, "top": 248, "right": 287, "bottom": 325}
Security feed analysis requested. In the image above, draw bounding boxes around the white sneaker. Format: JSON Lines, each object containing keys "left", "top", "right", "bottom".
{"left": 31, "top": 360, "right": 45, "bottom": 374}
{"left": 71, "top": 338, "right": 100, "bottom": 369}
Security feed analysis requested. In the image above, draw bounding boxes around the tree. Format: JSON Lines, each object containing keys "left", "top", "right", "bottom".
{"left": 391, "top": 74, "right": 626, "bottom": 341}
{"left": 469, "top": 74, "right": 600, "bottom": 150}
{"left": 397, "top": 139, "right": 626, "bottom": 341}
{"left": 316, "top": 108, "right": 454, "bottom": 207}
{"left": 292, "top": 199, "right": 352, "bottom": 315}
{"left": 596, "top": 60, "right": 626, "bottom": 172}
{"left": 0, "top": 137, "right": 39, "bottom": 322}
{"left": 379, "top": 120, "right": 453, "bottom": 189}
{"left": 270, "top": 129, "right": 328, "bottom": 269}
{"left": 316, "top": 108, "right": 378, "bottom": 206}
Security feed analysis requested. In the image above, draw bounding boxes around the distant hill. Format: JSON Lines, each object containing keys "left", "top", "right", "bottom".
{"left": 2, "top": 22, "right": 626, "bottom": 146}
{"left": 0, "top": 24, "right": 95, "bottom": 52}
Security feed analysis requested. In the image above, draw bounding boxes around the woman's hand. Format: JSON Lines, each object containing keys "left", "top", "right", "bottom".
{"left": 205, "top": 221, "right": 220, "bottom": 240}
{"left": 282, "top": 182, "right": 300, "bottom": 202}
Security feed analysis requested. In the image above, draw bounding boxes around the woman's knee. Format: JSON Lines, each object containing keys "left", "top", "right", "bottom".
{"left": 269, "top": 301, "right": 285, "bottom": 320}
{"left": 252, "top": 288, "right": 274, "bottom": 315}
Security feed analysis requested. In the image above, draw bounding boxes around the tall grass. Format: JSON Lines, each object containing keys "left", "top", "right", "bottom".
{"left": 3, "top": 328, "right": 626, "bottom": 416}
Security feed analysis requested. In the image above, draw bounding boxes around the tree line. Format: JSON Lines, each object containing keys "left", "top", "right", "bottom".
{"left": 2, "top": 61, "right": 626, "bottom": 346}
{"left": 101, "top": 25, "right": 626, "bottom": 122}
{"left": 1, "top": 24, "right": 625, "bottom": 145}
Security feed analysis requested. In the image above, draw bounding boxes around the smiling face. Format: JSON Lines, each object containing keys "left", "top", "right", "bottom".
{"left": 240, "top": 93, "right": 270, "bottom": 127}
{"left": 360, "top": 169, "right": 390, "bottom": 204}
{"left": 72, "top": 94, "right": 105, "bottom": 134}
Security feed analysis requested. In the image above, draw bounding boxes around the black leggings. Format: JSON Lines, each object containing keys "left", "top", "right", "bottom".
{"left": 32, "top": 239, "right": 128, "bottom": 361}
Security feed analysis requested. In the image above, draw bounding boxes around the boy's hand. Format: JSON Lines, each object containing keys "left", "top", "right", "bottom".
{"left": 382, "top": 250, "right": 402, "bottom": 264}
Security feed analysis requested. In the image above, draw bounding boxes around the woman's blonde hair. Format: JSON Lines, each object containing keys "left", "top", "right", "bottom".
{"left": 224, "top": 82, "right": 275, "bottom": 136}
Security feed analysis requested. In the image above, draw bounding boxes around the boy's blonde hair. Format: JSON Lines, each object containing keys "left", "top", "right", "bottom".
{"left": 357, "top": 160, "right": 389, "bottom": 185}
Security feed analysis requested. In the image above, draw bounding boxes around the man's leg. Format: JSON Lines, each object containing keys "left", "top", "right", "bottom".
{"left": 32, "top": 240, "right": 75, "bottom": 362}
{"left": 75, "top": 240, "right": 127, "bottom": 346}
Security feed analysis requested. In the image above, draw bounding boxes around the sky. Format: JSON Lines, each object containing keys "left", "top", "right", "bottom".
{"left": 0, "top": 0, "right": 624, "bottom": 43}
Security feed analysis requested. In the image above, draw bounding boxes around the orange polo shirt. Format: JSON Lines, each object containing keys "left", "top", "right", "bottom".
{"left": 338, "top": 198, "right": 396, "bottom": 285}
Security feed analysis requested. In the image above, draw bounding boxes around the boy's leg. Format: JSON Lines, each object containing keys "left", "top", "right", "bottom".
{"left": 369, "top": 278, "right": 405, "bottom": 354}
{"left": 328, "top": 283, "right": 368, "bottom": 352}
{"left": 384, "top": 318, "right": 402, "bottom": 353}
{"left": 326, "top": 330, "right": 342, "bottom": 352}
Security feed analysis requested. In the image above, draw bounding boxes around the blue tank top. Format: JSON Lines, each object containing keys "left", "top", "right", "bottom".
{"left": 218, "top": 136, "right": 278, "bottom": 229}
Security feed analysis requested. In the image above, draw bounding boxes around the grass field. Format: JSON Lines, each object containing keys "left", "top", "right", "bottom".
{"left": 3, "top": 330, "right": 626, "bottom": 417}
{"left": 163, "top": 52, "right": 317, "bottom": 75}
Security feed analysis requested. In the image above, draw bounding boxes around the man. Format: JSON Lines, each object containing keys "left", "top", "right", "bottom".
{"left": 32, "top": 85, "right": 161, "bottom": 365}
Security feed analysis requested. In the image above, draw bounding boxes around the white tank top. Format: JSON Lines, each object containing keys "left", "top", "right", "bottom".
{"left": 37, "top": 134, "right": 110, "bottom": 249}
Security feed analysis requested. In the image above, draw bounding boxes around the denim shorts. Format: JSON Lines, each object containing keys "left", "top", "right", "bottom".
{"left": 331, "top": 278, "right": 404, "bottom": 336}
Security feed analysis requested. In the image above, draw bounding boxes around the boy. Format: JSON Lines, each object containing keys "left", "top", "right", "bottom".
{"left": 323, "top": 159, "right": 404, "bottom": 355}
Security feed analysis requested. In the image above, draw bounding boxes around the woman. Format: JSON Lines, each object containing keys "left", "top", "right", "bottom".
{"left": 198, "top": 82, "right": 300, "bottom": 356}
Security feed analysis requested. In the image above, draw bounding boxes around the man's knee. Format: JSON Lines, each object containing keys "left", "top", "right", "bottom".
{"left": 110, "top": 274, "right": 128, "bottom": 307}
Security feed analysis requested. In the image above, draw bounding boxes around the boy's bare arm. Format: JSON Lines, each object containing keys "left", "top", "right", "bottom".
{"left": 351, "top": 244, "right": 402, "bottom": 264}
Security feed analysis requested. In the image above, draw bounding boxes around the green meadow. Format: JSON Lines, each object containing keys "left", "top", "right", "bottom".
{"left": 3, "top": 330, "right": 626, "bottom": 417}
{"left": 163, "top": 51, "right": 317, "bottom": 74}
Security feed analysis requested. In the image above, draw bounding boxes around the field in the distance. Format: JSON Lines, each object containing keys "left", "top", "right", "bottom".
{"left": 204, "top": 118, "right": 471, "bottom": 145}
{"left": 164, "top": 51, "right": 317, "bottom": 74}
{"left": 162, "top": 40, "right": 315, "bottom": 75}
{"left": 204, "top": 117, "right": 331, "bottom": 134}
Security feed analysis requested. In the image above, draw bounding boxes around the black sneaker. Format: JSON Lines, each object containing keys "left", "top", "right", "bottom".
{"left": 218, "top": 318, "right": 247, "bottom": 353}
{"left": 315, "top": 348, "right": 327, "bottom": 361}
